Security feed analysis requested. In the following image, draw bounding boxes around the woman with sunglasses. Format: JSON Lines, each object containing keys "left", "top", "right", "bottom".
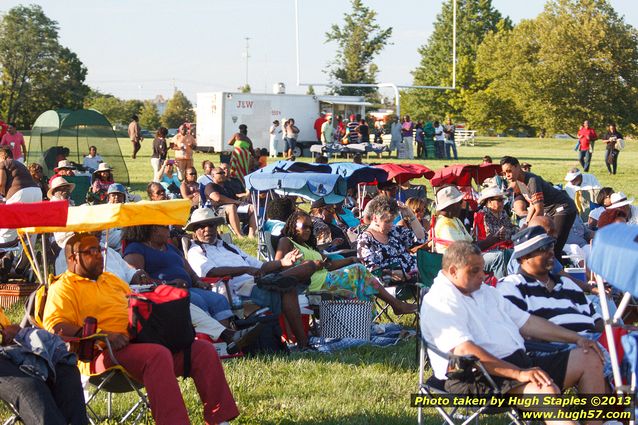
{"left": 180, "top": 166, "right": 200, "bottom": 207}
{"left": 473, "top": 186, "right": 517, "bottom": 251}
{"left": 275, "top": 210, "right": 415, "bottom": 315}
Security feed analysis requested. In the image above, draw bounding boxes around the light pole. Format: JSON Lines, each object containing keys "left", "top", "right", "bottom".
{"left": 243, "top": 37, "right": 251, "bottom": 89}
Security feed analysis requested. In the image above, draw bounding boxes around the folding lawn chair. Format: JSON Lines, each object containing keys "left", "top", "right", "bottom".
{"left": 589, "top": 223, "right": 638, "bottom": 392}
{"left": 417, "top": 333, "right": 525, "bottom": 425}
{"left": 1, "top": 401, "right": 20, "bottom": 425}
{"left": 28, "top": 284, "right": 151, "bottom": 425}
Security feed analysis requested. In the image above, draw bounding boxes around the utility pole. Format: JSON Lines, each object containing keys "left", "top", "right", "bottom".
{"left": 243, "top": 37, "right": 250, "bottom": 88}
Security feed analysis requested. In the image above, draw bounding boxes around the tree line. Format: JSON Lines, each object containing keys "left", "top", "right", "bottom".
{"left": 329, "top": 0, "right": 638, "bottom": 134}
{"left": 0, "top": 5, "right": 194, "bottom": 129}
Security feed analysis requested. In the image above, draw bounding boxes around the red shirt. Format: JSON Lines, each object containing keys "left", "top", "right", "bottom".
{"left": 313, "top": 117, "right": 327, "bottom": 141}
{"left": 0, "top": 132, "right": 26, "bottom": 159}
{"left": 577, "top": 127, "right": 597, "bottom": 151}
{"left": 0, "top": 122, "right": 7, "bottom": 141}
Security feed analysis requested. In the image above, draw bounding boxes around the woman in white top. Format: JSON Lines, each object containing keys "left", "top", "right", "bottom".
{"left": 433, "top": 120, "right": 445, "bottom": 159}
{"left": 269, "top": 120, "right": 282, "bottom": 158}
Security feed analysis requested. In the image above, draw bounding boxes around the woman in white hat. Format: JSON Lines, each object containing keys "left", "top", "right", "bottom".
{"left": 473, "top": 186, "right": 517, "bottom": 251}
{"left": 88, "top": 163, "right": 114, "bottom": 204}
{"left": 432, "top": 185, "right": 472, "bottom": 253}
{"left": 607, "top": 192, "right": 638, "bottom": 225}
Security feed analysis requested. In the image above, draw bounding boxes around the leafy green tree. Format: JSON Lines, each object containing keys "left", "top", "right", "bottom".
{"left": 306, "top": 85, "right": 315, "bottom": 95}
{"left": 85, "top": 95, "right": 128, "bottom": 125}
{"left": 0, "top": 5, "right": 88, "bottom": 126}
{"left": 161, "top": 90, "right": 194, "bottom": 128}
{"left": 470, "top": 0, "right": 638, "bottom": 133}
{"left": 239, "top": 84, "right": 251, "bottom": 93}
{"left": 324, "top": 0, "right": 392, "bottom": 100}
{"left": 139, "top": 101, "right": 161, "bottom": 131}
{"left": 402, "top": 0, "right": 509, "bottom": 120}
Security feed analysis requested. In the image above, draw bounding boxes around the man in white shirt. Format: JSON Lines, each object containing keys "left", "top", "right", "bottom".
{"left": 564, "top": 168, "right": 601, "bottom": 200}
{"left": 421, "top": 241, "right": 605, "bottom": 415}
{"left": 186, "top": 208, "right": 318, "bottom": 349}
{"left": 82, "top": 146, "right": 103, "bottom": 172}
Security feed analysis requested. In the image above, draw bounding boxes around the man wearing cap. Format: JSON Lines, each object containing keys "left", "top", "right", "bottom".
{"left": 422, "top": 241, "right": 606, "bottom": 411}
{"left": 497, "top": 227, "right": 611, "bottom": 384}
{"left": 607, "top": 192, "right": 638, "bottom": 225}
{"left": 0, "top": 147, "right": 42, "bottom": 244}
{"left": 186, "top": 208, "right": 319, "bottom": 349}
{"left": 498, "top": 226, "right": 603, "bottom": 334}
{"left": 320, "top": 116, "right": 334, "bottom": 147}
{"left": 501, "top": 156, "right": 577, "bottom": 263}
{"left": 563, "top": 168, "right": 601, "bottom": 200}
{"left": 48, "top": 160, "right": 75, "bottom": 186}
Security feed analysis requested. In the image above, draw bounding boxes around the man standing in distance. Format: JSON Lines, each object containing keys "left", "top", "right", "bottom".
{"left": 128, "top": 115, "right": 143, "bottom": 160}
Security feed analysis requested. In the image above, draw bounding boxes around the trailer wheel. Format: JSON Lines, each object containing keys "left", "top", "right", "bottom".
{"left": 292, "top": 146, "right": 303, "bottom": 157}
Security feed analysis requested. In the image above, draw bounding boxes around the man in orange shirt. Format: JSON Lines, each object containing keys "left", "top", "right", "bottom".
{"left": 43, "top": 233, "right": 239, "bottom": 425}
{"left": 576, "top": 120, "right": 597, "bottom": 172}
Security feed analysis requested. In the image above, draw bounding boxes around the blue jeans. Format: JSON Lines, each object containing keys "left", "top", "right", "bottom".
{"left": 444, "top": 140, "right": 458, "bottom": 160}
{"left": 0, "top": 359, "right": 88, "bottom": 425}
{"left": 190, "top": 288, "right": 233, "bottom": 321}
{"left": 578, "top": 150, "right": 591, "bottom": 171}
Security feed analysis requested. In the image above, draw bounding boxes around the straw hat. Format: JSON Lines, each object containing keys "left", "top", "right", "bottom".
{"left": 435, "top": 186, "right": 464, "bottom": 212}
{"left": 54, "top": 160, "right": 75, "bottom": 172}
{"left": 478, "top": 186, "right": 506, "bottom": 205}
{"left": 47, "top": 177, "right": 75, "bottom": 199}
{"left": 93, "top": 163, "right": 113, "bottom": 174}
{"left": 607, "top": 192, "right": 634, "bottom": 209}
{"left": 185, "top": 208, "right": 226, "bottom": 232}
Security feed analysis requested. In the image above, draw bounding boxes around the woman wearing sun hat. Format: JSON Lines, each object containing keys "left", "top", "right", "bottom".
{"left": 87, "top": 162, "right": 114, "bottom": 204}
{"left": 473, "top": 186, "right": 518, "bottom": 251}
{"left": 607, "top": 192, "right": 638, "bottom": 225}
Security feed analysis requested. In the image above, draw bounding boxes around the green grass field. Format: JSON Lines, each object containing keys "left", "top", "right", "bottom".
{"left": 2, "top": 135, "right": 636, "bottom": 424}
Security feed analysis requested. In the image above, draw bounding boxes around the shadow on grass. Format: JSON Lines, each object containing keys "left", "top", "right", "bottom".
{"left": 241, "top": 338, "right": 420, "bottom": 373}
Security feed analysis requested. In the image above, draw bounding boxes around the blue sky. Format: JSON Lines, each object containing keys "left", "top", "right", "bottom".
{"left": 2, "top": 0, "right": 636, "bottom": 101}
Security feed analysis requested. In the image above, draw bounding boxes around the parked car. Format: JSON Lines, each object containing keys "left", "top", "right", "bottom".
{"left": 140, "top": 129, "right": 154, "bottom": 138}
{"left": 167, "top": 128, "right": 179, "bottom": 137}
{"left": 553, "top": 133, "right": 575, "bottom": 139}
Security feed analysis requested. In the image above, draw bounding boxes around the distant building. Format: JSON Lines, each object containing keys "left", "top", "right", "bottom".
{"left": 152, "top": 94, "right": 168, "bottom": 116}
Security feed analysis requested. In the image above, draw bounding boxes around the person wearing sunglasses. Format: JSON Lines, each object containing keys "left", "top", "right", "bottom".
{"left": 496, "top": 226, "right": 611, "bottom": 384}
{"left": 474, "top": 186, "right": 517, "bottom": 252}
{"left": 276, "top": 210, "right": 416, "bottom": 315}
{"left": 180, "top": 166, "right": 200, "bottom": 207}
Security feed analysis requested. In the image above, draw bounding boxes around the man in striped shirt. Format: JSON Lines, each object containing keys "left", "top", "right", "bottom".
{"left": 497, "top": 226, "right": 602, "bottom": 334}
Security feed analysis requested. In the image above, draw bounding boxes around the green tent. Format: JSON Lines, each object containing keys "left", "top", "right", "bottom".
{"left": 27, "top": 109, "right": 129, "bottom": 185}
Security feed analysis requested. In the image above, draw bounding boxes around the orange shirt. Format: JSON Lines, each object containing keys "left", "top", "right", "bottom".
{"left": 43, "top": 270, "right": 131, "bottom": 335}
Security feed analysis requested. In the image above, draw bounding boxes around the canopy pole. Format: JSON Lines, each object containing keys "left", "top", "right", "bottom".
{"left": 595, "top": 273, "right": 623, "bottom": 390}
{"left": 18, "top": 232, "right": 42, "bottom": 285}
{"left": 103, "top": 229, "right": 109, "bottom": 271}
{"left": 41, "top": 234, "right": 49, "bottom": 287}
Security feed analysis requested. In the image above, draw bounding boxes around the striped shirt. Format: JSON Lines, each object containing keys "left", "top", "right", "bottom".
{"left": 496, "top": 273, "right": 600, "bottom": 333}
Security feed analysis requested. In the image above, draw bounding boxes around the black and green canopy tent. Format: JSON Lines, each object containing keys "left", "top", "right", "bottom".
{"left": 27, "top": 109, "right": 129, "bottom": 185}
